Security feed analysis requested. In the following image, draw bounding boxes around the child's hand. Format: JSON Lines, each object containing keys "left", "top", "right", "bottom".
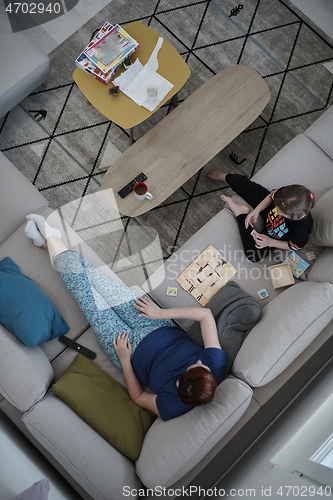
{"left": 113, "top": 332, "right": 132, "bottom": 362}
{"left": 134, "top": 296, "right": 162, "bottom": 319}
{"left": 254, "top": 233, "right": 271, "bottom": 249}
{"left": 245, "top": 209, "right": 259, "bottom": 229}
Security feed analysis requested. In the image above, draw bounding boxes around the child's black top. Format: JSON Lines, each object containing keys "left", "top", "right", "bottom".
{"left": 263, "top": 190, "right": 313, "bottom": 251}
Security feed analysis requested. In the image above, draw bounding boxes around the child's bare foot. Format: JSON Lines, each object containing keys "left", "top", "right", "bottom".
{"left": 220, "top": 195, "right": 250, "bottom": 217}
{"left": 207, "top": 169, "right": 227, "bottom": 182}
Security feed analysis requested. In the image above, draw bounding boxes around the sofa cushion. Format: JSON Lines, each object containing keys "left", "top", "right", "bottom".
{"left": 22, "top": 392, "right": 141, "bottom": 499}
{"left": 308, "top": 248, "right": 333, "bottom": 283}
{"left": 0, "top": 325, "right": 54, "bottom": 412}
{"left": 232, "top": 281, "right": 333, "bottom": 387}
{"left": 309, "top": 187, "right": 333, "bottom": 246}
{"left": 52, "top": 354, "right": 156, "bottom": 460}
{"left": 305, "top": 105, "right": 333, "bottom": 160}
{"left": 0, "top": 256, "right": 69, "bottom": 346}
{"left": 136, "top": 376, "right": 252, "bottom": 488}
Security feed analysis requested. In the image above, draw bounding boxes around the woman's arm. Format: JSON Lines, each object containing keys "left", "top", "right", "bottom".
{"left": 113, "top": 333, "right": 160, "bottom": 416}
{"left": 134, "top": 297, "right": 222, "bottom": 350}
{"left": 245, "top": 194, "right": 273, "bottom": 228}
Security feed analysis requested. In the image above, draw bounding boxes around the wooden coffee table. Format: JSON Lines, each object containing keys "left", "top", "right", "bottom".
{"left": 101, "top": 64, "right": 271, "bottom": 217}
{"left": 73, "top": 21, "right": 191, "bottom": 143}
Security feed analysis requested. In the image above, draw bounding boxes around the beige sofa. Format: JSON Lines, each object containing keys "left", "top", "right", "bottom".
{"left": 0, "top": 106, "right": 333, "bottom": 500}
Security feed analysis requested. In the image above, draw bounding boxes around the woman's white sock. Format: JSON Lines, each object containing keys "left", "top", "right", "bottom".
{"left": 25, "top": 220, "right": 45, "bottom": 247}
{"left": 26, "top": 213, "right": 62, "bottom": 239}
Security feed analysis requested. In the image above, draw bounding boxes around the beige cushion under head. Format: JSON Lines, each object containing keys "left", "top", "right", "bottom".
{"left": 232, "top": 281, "right": 333, "bottom": 387}
{"left": 309, "top": 187, "right": 333, "bottom": 246}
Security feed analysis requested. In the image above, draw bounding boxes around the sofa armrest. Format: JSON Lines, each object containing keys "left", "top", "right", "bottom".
{"left": 232, "top": 281, "right": 333, "bottom": 387}
{"left": 136, "top": 377, "right": 252, "bottom": 488}
{"left": 0, "top": 152, "right": 48, "bottom": 244}
{"left": 0, "top": 326, "right": 54, "bottom": 412}
{"left": 23, "top": 393, "right": 140, "bottom": 499}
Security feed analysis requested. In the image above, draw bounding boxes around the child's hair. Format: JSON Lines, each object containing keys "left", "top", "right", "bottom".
{"left": 274, "top": 185, "right": 315, "bottom": 219}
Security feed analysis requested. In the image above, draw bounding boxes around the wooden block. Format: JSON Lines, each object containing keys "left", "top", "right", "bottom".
{"left": 209, "top": 283, "right": 219, "bottom": 295}
{"left": 203, "top": 287, "right": 214, "bottom": 299}
{"left": 208, "top": 258, "right": 218, "bottom": 269}
{"left": 184, "top": 267, "right": 199, "bottom": 281}
{"left": 196, "top": 282, "right": 208, "bottom": 293}
{"left": 202, "top": 274, "right": 215, "bottom": 287}
{"left": 215, "top": 274, "right": 229, "bottom": 288}
{"left": 214, "top": 264, "right": 227, "bottom": 276}
{"left": 198, "top": 296, "right": 209, "bottom": 306}
{"left": 180, "top": 280, "right": 192, "bottom": 291}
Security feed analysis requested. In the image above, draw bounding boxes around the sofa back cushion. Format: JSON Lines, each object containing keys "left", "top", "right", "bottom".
{"left": 232, "top": 281, "right": 333, "bottom": 387}
{"left": 309, "top": 187, "right": 333, "bottom": 247}
{"left": 0, "top": 152, "right": 48, "bottom": 244}
{"left": 308, "top": 248, "right": 333, "bottom": 283}
{"left": 305, "top": 105, "right": 333, "bottom": 160}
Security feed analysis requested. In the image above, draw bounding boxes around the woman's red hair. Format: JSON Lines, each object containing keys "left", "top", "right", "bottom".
{"left": 177, "top": 367, "right": 217, "bottom": 407}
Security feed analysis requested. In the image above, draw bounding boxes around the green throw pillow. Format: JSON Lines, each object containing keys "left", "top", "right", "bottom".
{"left": 52, "top": 354, "right": 156, "bottom": 460}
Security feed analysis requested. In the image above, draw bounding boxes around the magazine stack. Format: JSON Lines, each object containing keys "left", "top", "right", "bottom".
{"left": 75, "top": 22, "right": 139, "bottom": 84}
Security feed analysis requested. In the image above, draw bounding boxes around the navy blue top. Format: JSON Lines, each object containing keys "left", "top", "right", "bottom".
{"left": 131, "top": 326, "right": 228, "bottom": 421}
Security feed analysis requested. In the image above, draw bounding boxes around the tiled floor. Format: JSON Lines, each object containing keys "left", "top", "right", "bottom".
{"left": 0, "top": 411, "right": 81, "bottom": 500}
{"left": 289, "top": 0, "right": 333, "bottom": 41}
{"left": 23, "top": 0, "right": 114, "bottom": 53}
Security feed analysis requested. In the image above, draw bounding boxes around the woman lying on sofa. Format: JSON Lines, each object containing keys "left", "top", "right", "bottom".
{"left": 25, "top": 214, "right": 228, "bottom": 421}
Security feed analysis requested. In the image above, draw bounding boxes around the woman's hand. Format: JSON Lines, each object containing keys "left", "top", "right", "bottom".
{"left": 113, "top": 332, "right": 132, "bottom": 363}
{"left": 245, "top": 209, "right": 260, "bottom": 229}
{"left": 253, "top": 233, "right": 272, "bottom": 249}
{"left": 134, "top": 296, "right": 162, "bottom": 319}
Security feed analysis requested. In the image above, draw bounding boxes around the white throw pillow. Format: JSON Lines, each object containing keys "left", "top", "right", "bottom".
{"left": 232, "top": 281, "right": 333, "bottom": 387}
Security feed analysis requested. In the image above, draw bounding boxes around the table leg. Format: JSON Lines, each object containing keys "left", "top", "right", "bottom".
{"left": 129, "top": 127, "right": 134, "bottom": 145}
{"left": 172, "top": 93, "right": 178, "bottom": 107}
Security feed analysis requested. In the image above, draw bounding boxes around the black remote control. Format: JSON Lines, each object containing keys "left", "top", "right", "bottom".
{"left": 59, "top": 335, "right": 96, "bottom": 360}
{"left": 118, "top": 172, "right": 147, "bottom": 198}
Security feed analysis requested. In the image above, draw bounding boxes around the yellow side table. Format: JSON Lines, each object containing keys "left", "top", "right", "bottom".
{"left": 73, "top": 21, "right": 191, "bottom": 143}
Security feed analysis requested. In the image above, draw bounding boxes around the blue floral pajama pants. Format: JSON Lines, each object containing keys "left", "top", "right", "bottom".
{"left": 54, "top": 250, "right": 173, "bottom": 369}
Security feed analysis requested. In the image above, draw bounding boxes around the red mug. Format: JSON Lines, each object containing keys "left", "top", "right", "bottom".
{"left": 133, "top": 182, "right": 153, "bottom": 200}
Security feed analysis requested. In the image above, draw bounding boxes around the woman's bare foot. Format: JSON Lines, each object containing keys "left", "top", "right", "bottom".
{"left": 220, "top": 195, "right": 250, "bottom": 217}
{"left": 207, "top": 169, "right": 227, "bottom": 182}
